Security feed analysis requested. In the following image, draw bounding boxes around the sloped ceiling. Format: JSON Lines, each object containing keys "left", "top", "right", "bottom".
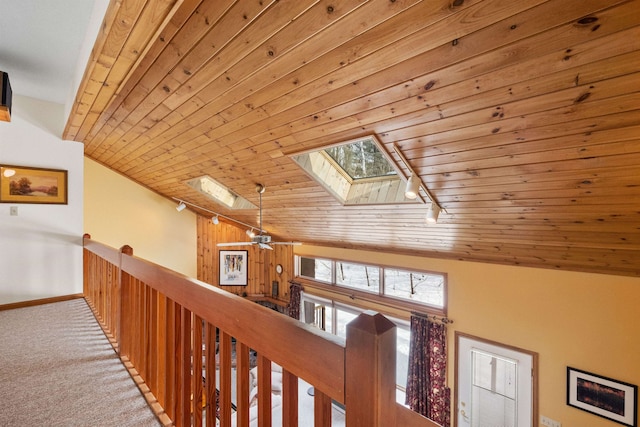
{"left": 61, "top": 0, "right": 640, "bottom": 276}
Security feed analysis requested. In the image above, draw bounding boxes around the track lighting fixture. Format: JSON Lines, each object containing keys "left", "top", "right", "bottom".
{"left": 246, "top": 228, "right": 255, "bottom": 238}
{"left": 170, "top": 197, "right": 266, "bottom": 234}
{"left": 393, "top": 143, "right": 446, "bottom": 225}
{"left": 404, "top": 173, "right": 420, "bottom": 199}
{"left": 426, "top": 203, "right": 441, "bottom": 224}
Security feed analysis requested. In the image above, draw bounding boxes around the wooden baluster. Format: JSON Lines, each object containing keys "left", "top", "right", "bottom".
{"left": 165, "top": 299, "right": 177, "bottom": 421}
{"left": 147, "top": 288, "right": 158, "bottom": 401}
{"left": 117, "top": 244, "right": 133, "bottom": 355}
{"left": 314, "top": 389, "right": 332, "bottom": 427}
{"left": 193, "top": 315, "right": 204, "bottom": 427}
{"left": 257, "top": 354, "right": 272, "bottom": 427}
{"left": 282, "top": 369, "right": 298, "bottom": 427}
{"left": 156, "top": 293, "right": 167, "bottom": 410}
{"left": 177, "top": 306, "right": 191, "bottom": 426}
{"left": 132, "top": 280, "right": 142, "bottom": 370}
{"left": 142, "top": 282, "right": 149, "bottom": 374}
{"left": 118, "top": 250, "right": 133, "bottom": 358}
{"left": 82, "top": 234, "right": 90, "bottom": 297}
{"left": 345, "top": 311, "right": 397, "bottom": 427}
{"left": 236, "top": 342, "right": 250, "bottom": 427}
{"left": 204, "top": 322, "right": 217, "bottom": 427}
{"left": 219, "top": 332, "right": 233, "bottom": 427}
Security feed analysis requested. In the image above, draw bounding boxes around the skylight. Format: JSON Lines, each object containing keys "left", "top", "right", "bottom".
{"left": 323, "top": 138, "right": 397, "bottom": 180}
{"left": 290, "top": 135, "right": 416, "bottom": 206}
{"left": 185, "top": 176, "right": 256, "bottom": 209}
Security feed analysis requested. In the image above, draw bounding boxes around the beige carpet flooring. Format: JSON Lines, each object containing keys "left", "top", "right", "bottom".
{"left": 0, "top": 298, "right": 161, "bottom": 427}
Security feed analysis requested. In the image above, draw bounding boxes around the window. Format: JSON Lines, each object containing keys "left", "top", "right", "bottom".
{"left": 335, "top": 306, "right": 359, "bottom": 339}
{"left": 393, "top": 318, "right": 410, "bottom": 404}
{"left": 184, "top": 175, "right": 255, "bottom": 209}
{"left": 297, "top": 256, "right": 447, "bottom": 406}
{"left": 335, "top": 261, "right": 379, "bottom": 294}
{"left": 297, "top": 256, "right": 446, "bottom": 311}
{"left": 289, "top": 135, "right": 418, "bottom": 206}
{"left": 299, "top": 256, "right": 332, "bottom": 283}
{"left": 324, "top": 138, "right": 397, "bottom": 179}
{"left": 384, "top": 268, "right": 445, "bottom": 307}
{"left": 301, "top": 294, "right": 411, "bottom": 404}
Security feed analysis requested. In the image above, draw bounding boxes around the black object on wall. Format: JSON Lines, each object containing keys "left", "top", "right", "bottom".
{"left": 0, "top": 71, "right": 12, "bottom": 122}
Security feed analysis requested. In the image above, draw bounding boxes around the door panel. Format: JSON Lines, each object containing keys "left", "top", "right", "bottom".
{"left": 457, "top": 334, "right": 536, "bottom": 427}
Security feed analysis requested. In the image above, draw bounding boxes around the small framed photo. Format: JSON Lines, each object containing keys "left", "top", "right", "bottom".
{"left": 219, "top": 250, "right": 248, "bottom": 286}
{"left": 0, "top": 165, "right": 68, "bottom": 204}
{"left": 567, "top": 367, "right": 638, "bottom": 426}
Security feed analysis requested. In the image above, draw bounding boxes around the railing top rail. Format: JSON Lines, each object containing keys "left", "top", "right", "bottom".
{"left": 83, "top": 235, "right": 121, "bottom": 266}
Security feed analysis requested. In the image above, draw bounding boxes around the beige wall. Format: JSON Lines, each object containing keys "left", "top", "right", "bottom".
{"left": 0, "top": 96, "right": 84, "bottom": 304}
{"left": 296, "top": 245, "right": 640, "bottom": 427}
{"left": 84, "top": 158, "right": 197, "bottom": 277}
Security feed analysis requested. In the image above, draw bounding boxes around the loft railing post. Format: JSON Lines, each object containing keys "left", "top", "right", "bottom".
{"left": 345, "top": 311, "right": 397, "bottom": 427}
{"left": 82, "top": 234, "right": 91, "bottom": 297}
{"left": 118, "top": 244, "right": 133, "bottom": 357}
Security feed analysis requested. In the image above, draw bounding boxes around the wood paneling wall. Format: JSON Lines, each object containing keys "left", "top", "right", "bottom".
{"left": 197, "top": 215, "right": 295, "bottom": 302}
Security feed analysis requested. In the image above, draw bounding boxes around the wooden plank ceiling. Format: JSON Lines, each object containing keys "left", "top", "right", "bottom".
{"left": 65, "top": 0, "right": 640, "bottom": 277}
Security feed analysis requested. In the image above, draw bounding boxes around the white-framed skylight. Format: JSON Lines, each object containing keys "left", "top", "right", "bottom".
{"left": 323, "top": 138, "right": 397, "bottom": 179}
{"left": 290, "top": 135, "right": 417, "bottom": 206}
{"left": 185, "top": 176, "right": 256, "bottom": 209}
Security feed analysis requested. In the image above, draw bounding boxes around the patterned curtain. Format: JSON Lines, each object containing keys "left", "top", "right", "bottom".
{"left": 405, "top": 315, "right": 450, "bottom": 426}
{"left": 287, "top": 281, "right": 303, "bottom": 320}
{"left": 427, "top": 321, "right": 449, "bottom": 426}
{"left": 406, "top": 316, "right": 429, "bottom": 415}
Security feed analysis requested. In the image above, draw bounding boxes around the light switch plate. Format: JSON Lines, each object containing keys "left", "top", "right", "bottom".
{"left": 541, "top": 415, "right": 561, "bottom": 427}
{"left": 9, "top": 206, "right": 18, "bottom": 216}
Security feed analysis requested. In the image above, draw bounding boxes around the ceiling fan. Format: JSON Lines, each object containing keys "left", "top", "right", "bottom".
{"left": 217, "top": 184, "right": 301, "bottom": 250}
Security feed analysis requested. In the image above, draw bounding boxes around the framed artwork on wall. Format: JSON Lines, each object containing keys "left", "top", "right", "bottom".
{"left": 219, "top": 250, "right": 248, "bottom": 286}
{"left": 0, "top": 165, "right": 68, "bottom": 204}
{"left": 567, "top": 367, "right": 638, "bottom": 427}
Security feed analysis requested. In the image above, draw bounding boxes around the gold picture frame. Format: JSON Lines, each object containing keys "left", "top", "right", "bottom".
{"left": 0, "top": 165, "right": 68, "bottom": 204}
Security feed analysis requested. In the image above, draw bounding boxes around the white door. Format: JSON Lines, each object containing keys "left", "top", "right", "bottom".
{"left": 457, "top": 334, "right": 535, "bottom": 427}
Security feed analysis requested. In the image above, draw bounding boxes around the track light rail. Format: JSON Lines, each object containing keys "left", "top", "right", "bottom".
{"left": 171, "top": 197, "right": 266, "bottom": 233}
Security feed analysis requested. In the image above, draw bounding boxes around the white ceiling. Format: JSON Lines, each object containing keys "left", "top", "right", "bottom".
{"left": 0, "top": 0, "right": 104, "bottom": 105}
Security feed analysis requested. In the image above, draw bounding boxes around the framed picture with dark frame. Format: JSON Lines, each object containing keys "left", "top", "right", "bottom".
{"left": 219, "top": 250, "right": 248, "bottom": 286}
{"left": 0, "top": 165, "right": 68, "bottom": 204}
{"left": 567, "top": 367, "right": 638, "bottom": 427}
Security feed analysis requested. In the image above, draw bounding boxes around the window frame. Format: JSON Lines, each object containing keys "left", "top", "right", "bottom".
{"left": 300, "top": 292, "right": 412, "bottom": 404}
{"left": 289, "top": 135, "right": 420, "bottom": 206}
{"left": 295, "top": 255, "right": 447, "bottom": 316}
{"left": 334, "top": 259, "right": 381, "bottom": 295}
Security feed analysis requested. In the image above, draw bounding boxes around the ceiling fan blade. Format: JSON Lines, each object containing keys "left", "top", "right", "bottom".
{"left": 217, "top": 242, "right": 256, "bottom": 247}
{"left": 217, "top": 186, "right": 299, "bottom": 250}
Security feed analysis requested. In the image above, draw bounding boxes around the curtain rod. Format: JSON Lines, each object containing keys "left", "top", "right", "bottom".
{"left": 411, "top": 311, "right": 453, "bottom": 324}
{"left": 171, "top": 197, "right": 266, "bottom": 233}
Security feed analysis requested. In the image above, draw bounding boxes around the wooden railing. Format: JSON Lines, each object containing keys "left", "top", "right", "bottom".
{"left": 83, "top": 235, "right": 439, "bottom": 427}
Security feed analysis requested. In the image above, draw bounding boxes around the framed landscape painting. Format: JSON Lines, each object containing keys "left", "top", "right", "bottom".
{"left": 0, "top": 165, "right": 68, "bottom": 204}
{"left": 219, "top": 250, "right": 248, "bottom": 286}
{"left": 567, "top": 367, "right": 638, "bottom": 426}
